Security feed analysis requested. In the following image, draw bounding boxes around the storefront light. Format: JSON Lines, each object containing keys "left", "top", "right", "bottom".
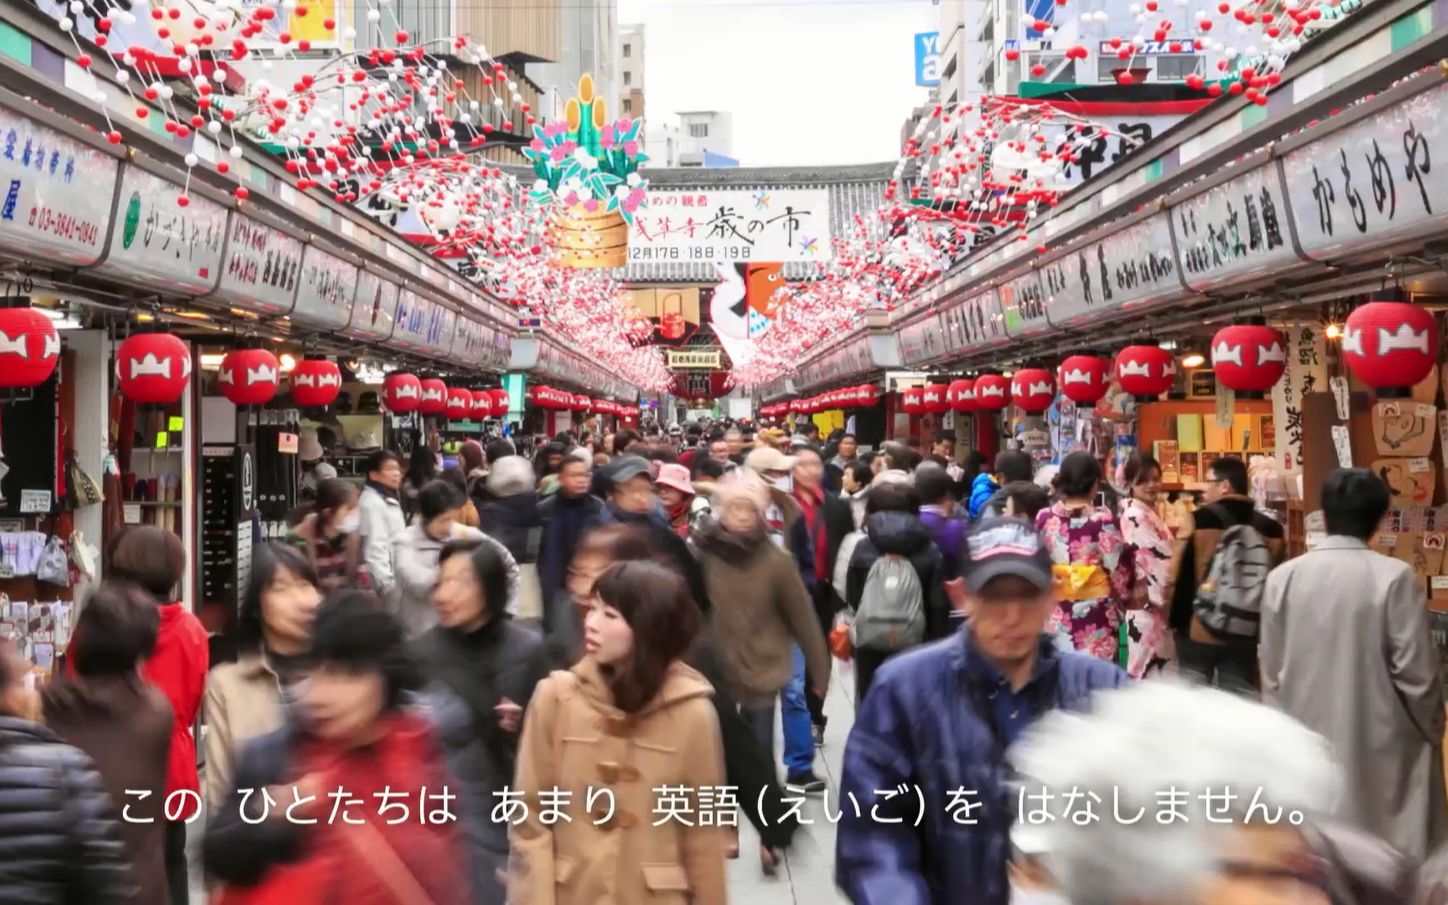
{"left": 279, "top": 353, "right": 297, "bottom": 374}
{"left": 1180, "top": 351, "right": 1207, "bottom": 369}
{"left": 199, "top": 353, "right": 226, "bottom": 371}
{"left": 175, "top": 309, "right": 211, "bottom": 320}
{"left": 1325, "top": 323, "right": 1343, "bottom": 340}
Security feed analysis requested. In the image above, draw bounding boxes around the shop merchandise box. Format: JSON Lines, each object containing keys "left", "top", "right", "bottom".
{"left": 1372, "top": 401, "right": 1436, "bottom": 459}
{"left": 1153, "top": 441, "right": 1180, "bottom": 484}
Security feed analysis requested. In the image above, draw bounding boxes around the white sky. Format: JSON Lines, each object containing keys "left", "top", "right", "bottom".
{"left": 617, "top": 0, "right": 937, "bottom": 166}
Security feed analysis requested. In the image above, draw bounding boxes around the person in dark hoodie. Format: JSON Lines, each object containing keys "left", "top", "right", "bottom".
{"left": 0, "top": 637, "right": 135, "bottom": 903}
{"left": 479, "top": 455, "right": 546, "bottom": 623}
{"left": 106, "top": 525, "right": 209, "bottom": 905}
{"left": 916, "top": 462, "right": 970, "bottom": 579}
{"left": 420, "top": 538, "right": 550, "bottom": 905}
{"left": 538, "top": 454, "right": 608, "bottom": 609}
{"left": 44, "top": 581, "right": 173, "bottom": 905}
{"left": 845, "top": 480, "right": 951, "bottom": 704}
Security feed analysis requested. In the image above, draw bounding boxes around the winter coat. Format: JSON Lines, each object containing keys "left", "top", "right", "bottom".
{"left": 509, "top": 658, "right": 728, "bottom": 905}
{"left": 0, "top": 716, "right": 136, "bottom": 903}
{"left": 203, "top": 652, "right": 288, "bottom": 810}
{"left": 538, "top": 492, "right": 610, "bottom": 607}
{"left": 967, "top": 473, "right": 1000, "bottom": 519}
{"left": 1167, "top": 494, "right": 1286, "bottom": 643}
{"left": 1261, "top": 536, "right": 1448, "bottom": 859}
{"left": 358, "top": 483, "right": 407, "bottom": 591}
{"left": 42, "top": 675, "right": 172, "bottom": 905}
{"left": 835, "top": 629, "right": 1127, "bottom": 905}
{"left": 392, "top": 524, "right": 520, "bottom": 637}
{"left": 203, "top": 713, "right": 468, "bottom": 905}
{"left": 144, "top": 601, "right": 208, "bottom": 821}
{"left": 763, "top": 486, "right": 818, "bottom": 596}
{"left": 480, "top": 492, "right": 545, "bottom": 621}
{"left": 846, "top": 511, "right": 954, "bottom": 641}
{"left": 795, "top": 486, "right": 856, "bottom": 612}
{"left": 917, "top": 504, "right": 970, "bottom": 580}
{"left": 694, "top": 528, "right": 832, "bottom": 708}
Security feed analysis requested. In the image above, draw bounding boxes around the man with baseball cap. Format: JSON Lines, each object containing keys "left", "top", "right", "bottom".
{"left": 836, "top": 517, "right": 1126, "bottom": 905}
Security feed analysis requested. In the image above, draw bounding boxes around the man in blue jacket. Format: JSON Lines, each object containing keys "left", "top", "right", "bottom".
{"left": 836, "top": 517, "right": 1126, "bottom": 905}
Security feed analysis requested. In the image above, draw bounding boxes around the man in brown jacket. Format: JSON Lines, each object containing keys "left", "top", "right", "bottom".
{"left": 1166, "top": 457, "right": 1286, "bottom": 693}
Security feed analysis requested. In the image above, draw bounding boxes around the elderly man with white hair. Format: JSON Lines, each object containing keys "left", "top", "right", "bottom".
{"left": 1008, "top": 680, "right": 1417, "bottom": 904}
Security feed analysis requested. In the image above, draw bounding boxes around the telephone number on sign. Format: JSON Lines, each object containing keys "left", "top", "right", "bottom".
{"left": 629, "top": 244, "right": 754, "bottom": 261}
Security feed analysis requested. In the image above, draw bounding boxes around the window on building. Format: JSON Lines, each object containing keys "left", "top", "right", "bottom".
{"left": 1155, "top": 55, "right": 1202, "bottom": 80}
{"left": 623, "top": 99, "right": 632, "bottom": 114}
{"left": 1098, "top": 57, "right": 1124, "bottom": 82}
{"left": 623, "top": 71, "right": 632, "bottom": 86}
{"left": 623, "top": 43, "right": 631, "bottom": 57}
{"left": 689, "top": 123, "right": 709, "bottom": 138}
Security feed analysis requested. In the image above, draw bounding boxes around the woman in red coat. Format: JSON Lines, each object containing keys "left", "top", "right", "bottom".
{"left": 109, "top": 526, "right": 209, "bottom": 905}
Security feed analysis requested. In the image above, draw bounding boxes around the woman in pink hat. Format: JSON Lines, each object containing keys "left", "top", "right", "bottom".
{"left": 655, "top": 463, "right": 700, "bottom": 538}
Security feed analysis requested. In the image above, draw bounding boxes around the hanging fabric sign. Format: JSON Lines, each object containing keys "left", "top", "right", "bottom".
{"left": 1270, "top": 323, "right": 1327, "bottom": 474}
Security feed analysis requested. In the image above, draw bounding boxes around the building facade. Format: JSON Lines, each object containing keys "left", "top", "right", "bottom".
{"left": 620, "top": 24, "right": 647, "bottom": 122}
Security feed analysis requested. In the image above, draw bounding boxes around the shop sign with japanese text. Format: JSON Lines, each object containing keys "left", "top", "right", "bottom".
{"left": 345, "top": 269, "right": 400, "bottom": 342}
{"left": 629, "top": 189, "right": 833, "bottom": 264}
{"left": 1271, "top": 323, "right": 1327, "bottom": 475}
{"left": 212, "top": 214, "right": 303, "bottom": 314}
{"left": 1283, "top": 82, "right": 1445, "bottom": 261}
{"left": 666, "top": 349, "right": 723, "bottom": 369}
{"left": 0, "top": 107, "right": 117, "bottom": 266}
{"left": 291, "top": 245, "right": 358, "bottom": 332}
{"left": 946, "top": 287, "right": 1008, "bottom": 353}
{"left": 1171, "top": 162, "right": 1299, "bottom": 291}
{"left": 97, "top": 164, "right": 226, "bottom": 293}
{"left": 1001, "top": 269, "right": 1049, "bottom": 339}
{"left": 1045, "top": 212, "right": 1182, "bottom": 325}
{"left": 899, "top": 312, "right": 946, "bottom": 365}
{"left": 391, "top": 289, "right": 434, "bottom": 352}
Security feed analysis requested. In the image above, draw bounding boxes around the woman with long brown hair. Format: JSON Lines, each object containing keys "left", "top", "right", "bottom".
{"left": 510, "top": 560, "right": 726, "bottom": 904}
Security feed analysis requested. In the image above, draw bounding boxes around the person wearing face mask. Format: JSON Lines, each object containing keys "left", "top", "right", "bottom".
{"left": 287, "top": 478, "right": 372, "bottom": 592}
{"left": 394, "top": 479, "right": 519, "bottom": 639}
{"left": 510, "top": 561, "right": 727, "bottom": 904}
{"left": 742, "top": 447, "right": 818, "bottom": 595}
{"left": 203, "top": 543, "right": 323, "bottom": 811}
{"left": 204, "top": 596, "right": 467, "bottom": 905}
{"left": 421, "top": 539, "right": 550, "bottom": 905}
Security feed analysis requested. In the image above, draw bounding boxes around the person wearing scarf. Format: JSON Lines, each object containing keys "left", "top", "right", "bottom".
{"left": 656, "top": 463, "right": 698, "bottom": 538}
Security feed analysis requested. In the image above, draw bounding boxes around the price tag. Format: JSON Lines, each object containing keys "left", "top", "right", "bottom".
{"left": 1410, "top": 457, "right": 1433, "bottom": 474}
{"left": 277, "top": 432, "right": 299, "bottom": 455}
{"left": 19, "top": 490, "right": 51, "bottom": 513}
{"left": 1329, "top": 376, "right": 1350, "bottom": 421}
{"left": 0, "top": 562, "right": 13, "bottom": 579}
{"left": 1438, "top": 411, "right": 1448, "bottom": 468}
{"left": 122, "top": 503, "right": 141, "bottom": 525}
{"left": 1432, "top": 576, "right": 1448, "bottom": 592}
{"left": 1379, "top": 533, "right": 1398, "bottom": 547}
{"left": 168, "top": 416, "right": 185, "bottom": 432}
{"left": 1215, "top": 384, "right": 1235, "bottom": 429}
{"left": 154, "top": 431, "right": 169, "bottom": 449}
{"left": 1331, "top": 425, "right": 1353, "bottom": 468}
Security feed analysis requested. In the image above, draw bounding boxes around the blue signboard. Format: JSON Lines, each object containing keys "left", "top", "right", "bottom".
{"left": 914, "top": 32, "right": 940, "bottom": 87}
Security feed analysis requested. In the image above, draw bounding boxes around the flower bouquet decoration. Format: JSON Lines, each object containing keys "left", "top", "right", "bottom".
{"left": 525, "top": 74, "right": 648, "bottom": 269}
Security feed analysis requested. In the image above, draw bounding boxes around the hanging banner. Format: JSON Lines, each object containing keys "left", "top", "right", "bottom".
{"left": 1271, "top": 323, "right": 1328, "bottom": 475}
{"left": 629, "top": 189, "right": 834, "bottom": 263}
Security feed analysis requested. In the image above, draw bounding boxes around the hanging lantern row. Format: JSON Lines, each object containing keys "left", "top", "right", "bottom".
{"left": 382, "top": 373, "right": 511, "bottom": 418}
{"left": 528, "top": 385, "right": 633, "bottom": 416}
{"left": 760, "top": 385, "right": 881, "bottom": 417}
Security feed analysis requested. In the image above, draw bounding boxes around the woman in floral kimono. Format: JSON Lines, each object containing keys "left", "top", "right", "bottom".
{"left": 1117, "top": 454, "right": 1175, "bottom": 677}
{"left": 1034, "top": 452, "right": 1133, "bottom": 661}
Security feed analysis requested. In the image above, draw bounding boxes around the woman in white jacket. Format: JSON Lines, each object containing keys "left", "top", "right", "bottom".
{"left": 393, "top": 479, "right": 519, "bottom": 638}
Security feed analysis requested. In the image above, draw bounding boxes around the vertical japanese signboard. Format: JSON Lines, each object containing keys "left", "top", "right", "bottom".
{"left": 1271, "top": 323, "right": 1327, "bottom": 475}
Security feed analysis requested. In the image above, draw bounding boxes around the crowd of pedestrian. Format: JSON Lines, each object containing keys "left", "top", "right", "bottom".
{"left": 0, "top": 419, "right": 1444, "bottom": 905}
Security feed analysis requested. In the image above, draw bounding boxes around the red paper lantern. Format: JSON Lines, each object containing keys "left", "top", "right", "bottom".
{"left": 470, "top": 390, "right": 492, "bottom": 419}
{"left": 289, "top": 358, "right": 342, "bottom": 407}
{"left": 1211, "top": 325, "right": 1287, "bottom": 393}
{"left": 219, "top": 349, "right": 280, "bottom": 407}
{"left": 383, "top": 372, "right": 422, "bottom": 413}
{"left": 1011, "top": 368, "right": 1055, "bottom": 413}
{"left": 1058, "top": 355, "right": 1111, "bottom": 404}
{"left": 902, "top": 386, "right": 925, "bottom": 414}
{"left": 490, "top": 388, "right": 510, "bottom": 417}
{"left": 856, "top": 384, "right": 879, "bottom": 407}
{"left": 445, "top": 387, "right": 473, "bottom": 420}
{"left": 0, "top": 307, "right": 60, "bottom": 389}
{"left": 418, "top": 378, "right": 448, "bottom": 415}
{"left": 922, "top": 382, "right": 950, "bottom": 414}
{"left": 117, "top": 333, "right": 191, "bottom": 404}
{"left": 1114, "top": 345, "right": 1176, "bottom": 398}
{"left": 1343, "top": 299, "right": 1439, "bottom": 390}
{"left": 974, "top": 374, "right": 1011, "bottom": 411}
{"left": 947, "top": 378, "right": 976, "bottom": 413}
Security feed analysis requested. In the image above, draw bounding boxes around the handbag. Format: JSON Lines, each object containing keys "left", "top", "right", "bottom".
{"left": 67, "top": 452, "right": 103, "bottom": 509}
{"left": 36, "top": 536, "right": 70, "bottom": 587}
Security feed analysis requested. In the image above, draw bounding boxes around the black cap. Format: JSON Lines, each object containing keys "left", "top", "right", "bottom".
{"left": 963, "top": 517, "right": 1054, "bottom": 592}
{"left": 602, "top": 454, "right": 653, "bottom": 487}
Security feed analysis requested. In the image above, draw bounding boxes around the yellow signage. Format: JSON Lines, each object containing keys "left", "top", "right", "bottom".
{"left": 666, "top": 349, "right": 722, "bottom": 369}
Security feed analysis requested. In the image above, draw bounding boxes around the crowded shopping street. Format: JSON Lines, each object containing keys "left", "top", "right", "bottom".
{"left": 4, "top": 0, "right": 1448, "bottom": 902}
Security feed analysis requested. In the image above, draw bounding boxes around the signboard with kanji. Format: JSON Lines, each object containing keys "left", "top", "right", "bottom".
{"left": 629, "top": 189, "right": 833, "bottom": 264}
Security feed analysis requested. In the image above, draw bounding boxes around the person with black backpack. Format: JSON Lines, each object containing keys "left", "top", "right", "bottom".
{"left": 1166, "top": 456, "right": 1285, "bottom": 694}
{"left": 844, "top": 481, "right": 951, "bottom": 707}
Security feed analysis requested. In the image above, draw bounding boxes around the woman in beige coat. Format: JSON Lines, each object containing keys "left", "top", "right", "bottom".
{"left": 511, "top": 560, "right": 727, "bottom": 905}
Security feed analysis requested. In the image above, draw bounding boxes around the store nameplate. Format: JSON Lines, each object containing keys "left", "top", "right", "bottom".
{"left": 1000, "top": 269, "right": 1049, "bottom": 339}
{"left": 96, "top": 164, "right": 227, "bottom": 293}
{"left": 292, "top": 245, "right": 359, "bottom": 331}
{"left": 347, "top": 270, "right": 400, "bottom": 341}
{"left": 1284, "top": 81, "right": 1447, "bottom": 261}
{"left": 666, "top": 349, "right": 722, "bottom": 369}
{"left": 946, "top": 288, "right": 1007, "bottom": 353}
{"left": 1173, "top": 163, "right": 1298, "bottom": 292}
{"left": 1044, "top": 213, "right": 1181, "bottom": 326}
{"left": 629, "top": 188, "right": 835, "bottom": 264}
{"left": 213, "top": 215, "right": 303, "bottom": 314}
{"left": 392, "top": 289, "right": 433, "bottom": 352}
{"left": 0, "top": 106, "right": 119, "bottom": 266}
